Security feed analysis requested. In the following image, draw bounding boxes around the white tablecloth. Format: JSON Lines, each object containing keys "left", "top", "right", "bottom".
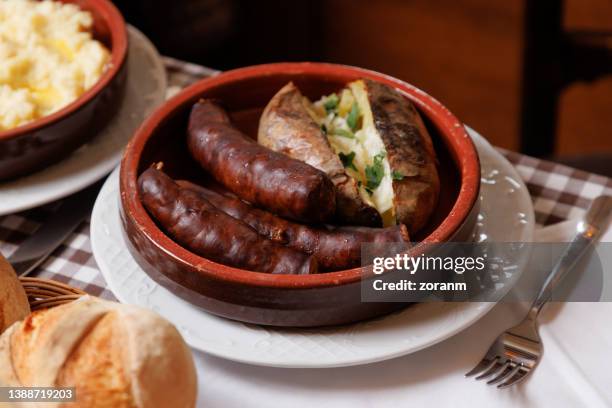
{"left": 192, "top": 222, "right": 612, "bottom": 408}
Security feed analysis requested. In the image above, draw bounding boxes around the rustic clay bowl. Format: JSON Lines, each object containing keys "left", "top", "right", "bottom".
{"left": 120, "top": 62, "right": 480, "bottom": 327}
{"left": 0, "top": 0, "right": 128, "bottom": 180}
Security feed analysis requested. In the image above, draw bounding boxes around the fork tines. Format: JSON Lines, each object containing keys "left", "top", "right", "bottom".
{"left": 466, "top": 356, "right": 531, "bottom": 388}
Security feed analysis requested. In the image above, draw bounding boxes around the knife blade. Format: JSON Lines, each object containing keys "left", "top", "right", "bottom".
{"left": 8, "top": 179, "right": 105, "bottom": 277}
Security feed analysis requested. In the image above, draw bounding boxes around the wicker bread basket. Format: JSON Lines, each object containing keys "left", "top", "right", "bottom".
{"left": 19, "top": 277, "right": 86, "bottom": 311}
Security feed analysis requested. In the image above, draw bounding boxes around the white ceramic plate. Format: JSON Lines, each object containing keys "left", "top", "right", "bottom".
{"left": 0, "top": 26, "right": 166, "bottom": 216}
{"left": 91, "top": 129, "right": 534, "bottom": 368}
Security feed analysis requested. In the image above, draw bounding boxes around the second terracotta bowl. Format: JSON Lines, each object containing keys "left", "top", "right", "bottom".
{"left": 0, "top": 0, "right": 128, "bottom": 180}
{"left": 120, "top": 62, "right": 481, "bottom": 327}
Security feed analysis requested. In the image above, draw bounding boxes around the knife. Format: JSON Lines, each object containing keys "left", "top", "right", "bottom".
{"left": 8, "top": 179, "right": 105, "bottom": 277}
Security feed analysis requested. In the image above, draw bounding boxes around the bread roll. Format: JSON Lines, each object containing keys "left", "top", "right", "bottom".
{"left": 0, "top": 253, "right": 30, "bottom": 334}
{"left": 0, "top": 296, "right": 197, "bottom": 408}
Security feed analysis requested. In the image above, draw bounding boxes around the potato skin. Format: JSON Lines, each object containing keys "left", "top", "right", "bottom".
{"left": 258, "top": 82, "right": 382, "bottom": 227}
{"left": 178, "top": 180, "right": 409, "bottom": 271}
{"left": 138, "top": 167, "right": 317, "bottom": 275}
{"left": 187, "top": 100, "right": 336, "bottom": 224}
{"left": 364, "top": 79, "right": 440, "bottom": 234}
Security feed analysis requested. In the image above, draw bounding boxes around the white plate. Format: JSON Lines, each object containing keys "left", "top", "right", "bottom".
{"left": 91, "top": 129, "right": 534, "bottom": 368}
{"left": 0, "top": 26, "right": 166, "bottom": 216}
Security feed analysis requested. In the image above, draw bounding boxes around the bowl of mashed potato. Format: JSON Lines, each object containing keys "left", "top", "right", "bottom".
{"left": 0, "top": 0, "right": 128, "bottom": 180}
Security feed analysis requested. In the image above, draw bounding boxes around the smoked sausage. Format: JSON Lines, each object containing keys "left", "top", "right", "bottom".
{"left": 186, "top": 100, "right": 336, "bottom": 223}
{"left": 178, "top": 180, "right": 409, "bottom": 271}
{"left": 138, "top": 167, "right": 317, "bottom": 275}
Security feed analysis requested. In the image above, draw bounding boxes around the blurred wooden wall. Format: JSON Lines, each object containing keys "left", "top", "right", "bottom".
{"left": 559, "top": 0, "right": 612, "bottom": 156}
{"left": 117, "top": 0, "right": 612, "bottom": 157}
{"left": 322, "top": 0, "right": 523, "bottom": 150}
{"left": 320, "top": 0, "right": 612, "bottom": 156}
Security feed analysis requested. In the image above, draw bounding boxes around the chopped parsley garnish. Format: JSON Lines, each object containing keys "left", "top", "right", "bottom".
{"left": 365, "top": 152, "right": 386, "bottom": 191}
{"left": 323, "top": 93, "right": 339, "bottom": 113}
{"left": 392, "top": 170, "right": 405, "bottom": 180}
{"left": 346, "top": 102, "right": 360, "bottom": 131}
{"left": 339, "top": 151, "right": 357, "bottom": 171}
{"left": 331, "top": 128, "right": 355, "bottom": 139}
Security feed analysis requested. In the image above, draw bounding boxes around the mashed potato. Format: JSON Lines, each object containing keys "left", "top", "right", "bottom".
{"left": 0, "top": 0, "right": 110, "bottom": 131}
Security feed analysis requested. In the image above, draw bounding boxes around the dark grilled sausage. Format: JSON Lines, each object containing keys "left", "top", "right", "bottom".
{"left": 186, "top": 100, "right": 336, "bottom": 223}
{"left": 138, "top": 167, "right": 317, "bottom": 275}
{"left": 177, "top": 180, "right": 410, "bottom": 271}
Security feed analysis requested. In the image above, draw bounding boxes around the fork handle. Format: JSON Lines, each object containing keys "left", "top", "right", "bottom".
{"left": 529, "top": 195, "right": 612, "bottom": 318}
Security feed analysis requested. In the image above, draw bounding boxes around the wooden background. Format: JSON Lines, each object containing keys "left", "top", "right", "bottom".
{"left": 116, "top": 0, "right": 612, "bottom": 158}
{"left": 321, "top": 0, "right": 612, "bottom": 156}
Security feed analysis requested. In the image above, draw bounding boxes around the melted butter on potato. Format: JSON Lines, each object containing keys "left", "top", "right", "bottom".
{"left": 312, "top": 80, "right": 396, "bottom": 226}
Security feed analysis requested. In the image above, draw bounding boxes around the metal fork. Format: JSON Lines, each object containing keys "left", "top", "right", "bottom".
{"left": 466, "top": 195, "right": 612, "bottom": 388}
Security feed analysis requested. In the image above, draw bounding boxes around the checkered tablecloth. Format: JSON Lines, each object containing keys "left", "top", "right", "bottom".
{"left": 1, "top": 58, "right": 611, "bottom": 300}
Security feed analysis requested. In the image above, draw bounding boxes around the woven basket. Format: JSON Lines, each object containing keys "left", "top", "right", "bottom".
{"left": 20, "top": 277, "right": 86, "bottom": 311}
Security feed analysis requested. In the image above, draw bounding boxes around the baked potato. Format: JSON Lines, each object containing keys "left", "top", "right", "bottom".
{"left": 258, "top": 82, "right": 382, "bottom": 227}
{"left": 259, "top": 79, "right": 440, "bottom": 233}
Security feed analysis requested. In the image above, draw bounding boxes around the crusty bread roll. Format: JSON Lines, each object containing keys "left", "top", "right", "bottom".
{"left": 0, "top": 253, "right": 30, "bottom": 334}
{"left": 0, "top": 296, "right": 197, "bottom": 408}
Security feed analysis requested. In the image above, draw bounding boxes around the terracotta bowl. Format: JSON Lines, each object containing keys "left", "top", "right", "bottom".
{"left": 120, "top": 63, "right": 481, "bottom": 327}
{"left": 0, "top": 0, "right": 128, "bottom": 180}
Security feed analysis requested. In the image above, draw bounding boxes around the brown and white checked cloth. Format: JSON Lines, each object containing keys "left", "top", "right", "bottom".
{"left": 0, "top": 58, "right": 611, "bottom": 300}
